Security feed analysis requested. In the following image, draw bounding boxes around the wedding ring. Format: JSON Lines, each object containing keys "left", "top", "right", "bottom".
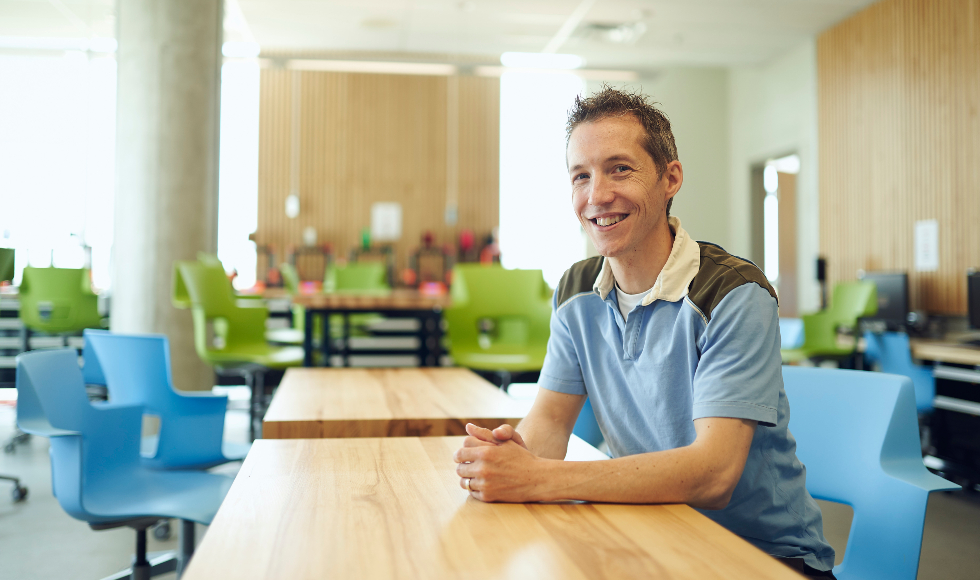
{"left": 464, "top": 478, "right": 472, "bottom": 491}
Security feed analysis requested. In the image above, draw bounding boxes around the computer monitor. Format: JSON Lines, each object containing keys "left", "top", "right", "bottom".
{"left": 858, "top": 271, "right": 909, "bottom": 330}
{"left": 968, "top": 271, "right": 980, "bottom": 330}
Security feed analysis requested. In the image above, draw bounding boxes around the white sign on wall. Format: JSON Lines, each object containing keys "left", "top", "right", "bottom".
{"left": 371, "top": 202, "right": 402, "bottom": 242}
{"left": 914, "top": 219, "right": 939, "bottom": 272}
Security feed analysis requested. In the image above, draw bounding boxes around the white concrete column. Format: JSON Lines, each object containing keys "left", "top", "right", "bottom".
{"left": 111, "top": 0, "right": 223, "bottom": 391}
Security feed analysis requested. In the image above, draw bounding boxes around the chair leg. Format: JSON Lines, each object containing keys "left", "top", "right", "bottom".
{"left": 131, "top": 527, "right": 151, "bottom": 580}
{"left": 177, "top": 519, "right": 195, "bottom": 578}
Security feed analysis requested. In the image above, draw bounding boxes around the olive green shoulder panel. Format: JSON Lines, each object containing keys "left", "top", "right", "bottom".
{"left": 556, "top": 256, "right": 604, "bottom": 307}
{"left": 688, "top": 243, "right": 777, "bottom": 323}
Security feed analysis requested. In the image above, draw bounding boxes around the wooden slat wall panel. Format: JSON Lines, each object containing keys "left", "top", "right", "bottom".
{"left": 817, "top": 0, "right": 980, "bottom": 314}
{"left": 256, "top": 70, "right": 500, "bottom": 282}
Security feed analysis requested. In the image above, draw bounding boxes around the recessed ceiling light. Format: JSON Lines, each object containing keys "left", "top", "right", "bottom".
{"left": 500, "top": 52, "right": 584, "bottom": 70}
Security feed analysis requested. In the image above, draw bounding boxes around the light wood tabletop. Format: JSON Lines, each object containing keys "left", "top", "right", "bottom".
{"left": 263, "top": 368, "right": 530, "bottom": 439}
{"left": 911, "top": 338, "right": 980, "bottom": 366}
{"left": 291, "top": 288, "right": 451, "bottom": 311}
{"left": 182, "top": 437, "right": 802, "bottom": 580}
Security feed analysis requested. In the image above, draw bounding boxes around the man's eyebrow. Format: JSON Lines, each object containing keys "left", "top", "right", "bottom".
{"left": 567, "top": 154, "right": 637, "bottom": 173}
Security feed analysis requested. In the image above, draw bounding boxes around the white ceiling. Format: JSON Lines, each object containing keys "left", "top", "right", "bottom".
{"left": 0, "top": 0, "right": 877, "bottom": 69}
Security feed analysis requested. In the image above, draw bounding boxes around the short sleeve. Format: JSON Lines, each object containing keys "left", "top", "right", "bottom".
{"left": 538, "top": 292, "right": 587, "bottom": 396}
{"left": 692, "top": 283, "right": 781, "bottom": 426}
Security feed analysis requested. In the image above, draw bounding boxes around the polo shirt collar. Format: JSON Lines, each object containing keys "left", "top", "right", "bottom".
{"left": 592, "top": 216, "right": 701, "bottom": 304}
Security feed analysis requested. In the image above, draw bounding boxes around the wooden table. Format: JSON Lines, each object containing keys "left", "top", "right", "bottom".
{"left": 292, "top": 290, "right": 451, "bottom": 367}
{"left": 263, "top": 368, "right": 529, "bottom": 439}
{"left": 182, "top": 436, "right": 801, "bottom": 580}
{"left": 911, "top": 338, "right": 980, "bottom": 367}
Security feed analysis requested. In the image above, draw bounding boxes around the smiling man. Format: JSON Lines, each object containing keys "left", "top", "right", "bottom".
{"left": 453, "top": 88, "right": 836, "bottom": 578}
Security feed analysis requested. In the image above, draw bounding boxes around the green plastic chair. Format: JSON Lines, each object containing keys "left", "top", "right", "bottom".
{"left": 444, "top": 265, "right": 551, "bottom": 382}
{"left": 323, "top": 263, "right": 390, "bottom": 337}
{"left": 176, "top": 261, "right": 303, "bottom": 438}
{"left": 19, "top": 267, "right": 105, "bottom": 335}
{"left": 781, "top": 281, "right": 877, "bottom": 364}
{"left": 0, "top": 248, "right": 14, "bottom": 283}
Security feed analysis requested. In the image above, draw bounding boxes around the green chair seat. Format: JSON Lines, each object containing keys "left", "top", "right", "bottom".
{"left": 781, "top": 281, "right": 876, "bottom": 363}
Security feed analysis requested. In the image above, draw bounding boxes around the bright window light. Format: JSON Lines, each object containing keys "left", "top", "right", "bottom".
{"left": 499, "top": 70, "right": 585, "bottom": 288}
{"left": 763, "top": 164, "right": 779, "bottom": 194}
{"left": 500, "top": 52, "right": 584, "bottom": 70}
{"left": 222, "top": 41, "right": 261, "bottom": 58}
{"left": 0, "top": 53, "right": 116, "bottom": 288}
{"left": 764, "top": 192, "right": 779, "bottom": 282}
{"left": 217, "top": 60, "right": 261, "bottom": 290}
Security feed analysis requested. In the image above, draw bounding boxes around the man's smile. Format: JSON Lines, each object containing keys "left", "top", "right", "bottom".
{"left": 591, "top": 214, "right": 628, "bottom": 228}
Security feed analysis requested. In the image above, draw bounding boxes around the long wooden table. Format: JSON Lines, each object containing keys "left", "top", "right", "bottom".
{"left": 182, "top": 436, "right": 802, "bottom": 580}
{"left": 263, "top": 368, "right": 529, "bottom": 439}
{"left": 292, "top": 289, "right": 451, "bottom": 367}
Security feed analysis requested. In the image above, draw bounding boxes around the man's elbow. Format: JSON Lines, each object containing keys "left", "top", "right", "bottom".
{"left": 690, "top": 473, "right": 741, "bottom": 510}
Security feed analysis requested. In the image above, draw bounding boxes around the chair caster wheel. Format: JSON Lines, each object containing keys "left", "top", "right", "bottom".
{"left": 152, "top": 520, "right": 172, "bottom": 540}
{"left": 12, "top": 485, "right": 27, "bottom": 502}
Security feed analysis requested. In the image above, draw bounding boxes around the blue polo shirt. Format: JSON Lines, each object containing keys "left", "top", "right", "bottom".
{"left": 539, "top": 217, "right": 835, "bottom": 571}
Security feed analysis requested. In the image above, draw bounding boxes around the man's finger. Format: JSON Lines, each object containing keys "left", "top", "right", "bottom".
{"left": 491, "top": 424, "right": 516, "bottom": 440}
{"left": 462, "top": 436, "right": 496, "bottom": 448}
{"left": 455, "top": 461, "right": 478, "bottom": 478}
{"left": 465, "top": 423, "right": 501, "bottom": 443}
{"left": 453, "top": 446, "right": 484, "bottom": 464}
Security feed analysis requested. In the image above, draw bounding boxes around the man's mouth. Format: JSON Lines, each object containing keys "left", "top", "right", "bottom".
{"left": 592, "top": 214, "right": 627, "bottom": 227}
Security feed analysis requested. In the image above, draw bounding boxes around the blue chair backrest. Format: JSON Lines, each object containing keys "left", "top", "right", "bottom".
{"left": 572, "top": 397, "right": 604, "bottom": 450}
{"left": 84, "top": 330, "right": 175, "bottom": 409}
{"left": 863, "top": 331, "right": 935, "bottom": 413}
{"left": 16, "top": 349, "right": 144, "bottom": 521}
{"left": 782, "top": 367, "right": 957, "bottom": 580}
{"left": 778, "top": 317, "right": 804, "bottom": 349}
{"left": 81, "top": 330, "right": 107, "bottom": 386}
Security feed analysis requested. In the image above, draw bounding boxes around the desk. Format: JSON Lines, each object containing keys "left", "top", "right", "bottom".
{"left": 909, "top": 339, "right": 980, "bottom": 484}
{"left": 182, "top": 436, "right": 801, "bottom": 580}
{"left": 292, "top": 290, "right": 451, "bottom": 367}
{"left": 263, "top": 368, "right": 528, "bottom": 439}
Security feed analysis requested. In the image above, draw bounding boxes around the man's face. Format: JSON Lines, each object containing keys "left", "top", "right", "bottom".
{"left": 567, "top": 115, "right": 677, "bottom": 259}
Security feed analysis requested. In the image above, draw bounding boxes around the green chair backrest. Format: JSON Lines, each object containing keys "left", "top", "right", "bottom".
{"left": 800, "top": 281, "right": 877, "bottom": 351}
{"left": 196, "top": 252, "right": 224, "bottom": 268}
{"left": 280, "top": 262, "right": 300, "bottom": 295}
{"left": 19, "top": 267, "right": 103, "bottom": 333}
{"left": 324, "top": 263, "right": 390, "bottom": 293}
{"left": 177, "top": 261, "right": 268, "bottom": 361}
{"left": 445, "top": 265, "right": 551, "bottom": 348}
{"left": 0, "top": 248, "right": 14, "bottom": 282}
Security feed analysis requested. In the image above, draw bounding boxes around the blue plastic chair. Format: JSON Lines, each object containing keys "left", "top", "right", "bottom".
{"left": 84, "top": 330, "right": 250, "bottom": 470}
{"left": 782, "top": 367, "right": 958, "bottom": 580}
{"left": 16, "top": 349, "right": 233, "bottom": 578}
{"left": 863, "top": 331, "right": 935, "bottom": 414}
{"left": 779, "top": 317, "right": 805, "bottom": 349}
{"left": 572, "top": 397, "right": 604, "bottom": 450}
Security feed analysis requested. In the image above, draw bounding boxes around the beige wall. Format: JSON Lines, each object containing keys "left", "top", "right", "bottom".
{"left": 818, "top": 0, "right": 980, "bottom": 314}
{"left": 256, "top": 70, "right": 499, "bottom": 280}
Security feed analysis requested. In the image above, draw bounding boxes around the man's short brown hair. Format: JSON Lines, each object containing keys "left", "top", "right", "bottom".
{"left": 566, "top": 86, "right": 679, "bottom": 216}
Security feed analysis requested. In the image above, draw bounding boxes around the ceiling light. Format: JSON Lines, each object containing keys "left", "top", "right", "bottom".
{"left": 222, "top": 41, "right": 261, "bottom": 58}
{"left": 500, "top": 52, "right": 584, "bottom": 70}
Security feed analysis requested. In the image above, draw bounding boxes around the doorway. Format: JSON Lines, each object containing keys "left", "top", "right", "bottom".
{"left": 750, "top": 154, "right": 800, "bottom": 317}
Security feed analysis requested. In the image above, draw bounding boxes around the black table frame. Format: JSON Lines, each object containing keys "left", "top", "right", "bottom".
{"left": 302, "top": 307, "right": 444, "bottom": 367}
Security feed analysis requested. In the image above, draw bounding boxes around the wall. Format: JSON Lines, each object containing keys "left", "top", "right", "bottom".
{"left": 587, "top": 67, "right": 732, "bottom": 251}
{"left": 256, "top": 70, "right": 499, "bottom": 280}
{"left": 818, "top": 0, "right": 980, "bottom": 314}
{"left": 729, "top": 40, "right": 821, "bottom": 314}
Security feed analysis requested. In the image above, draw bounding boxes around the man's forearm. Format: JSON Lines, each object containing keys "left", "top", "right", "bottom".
{"left": 516, "top": 414, "right": 572, "bottom": 460}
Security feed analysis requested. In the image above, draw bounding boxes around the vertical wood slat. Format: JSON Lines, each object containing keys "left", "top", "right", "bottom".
{"left": 817, "top": 0, "right": 980, "bottom": 315}
{"left": 256, "top": 71, "right": 500, "bottom": 282}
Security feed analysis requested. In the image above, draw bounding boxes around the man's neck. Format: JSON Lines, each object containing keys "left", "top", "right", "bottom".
{"left": 607, "top": 222, "right": 676, "bottom": 294}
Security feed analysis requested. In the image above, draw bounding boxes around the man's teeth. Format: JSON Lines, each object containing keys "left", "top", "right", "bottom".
{"left": 595, "top": 215, "right": 625, "bottom": 227}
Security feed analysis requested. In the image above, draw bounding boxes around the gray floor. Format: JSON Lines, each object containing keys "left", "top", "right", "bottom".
{"left": 1, "top": 390, "right": 979, "bottom": 580}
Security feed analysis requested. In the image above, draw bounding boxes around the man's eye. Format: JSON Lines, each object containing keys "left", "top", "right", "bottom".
{"left": 573, "top": 173, "right": 589, "bottom": 182}
{"left": 613, "top": 165, "right": 632, "bottom": 173}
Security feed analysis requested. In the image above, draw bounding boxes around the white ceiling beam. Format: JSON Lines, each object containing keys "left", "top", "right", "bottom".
{"left": 542, "top": 0, "right": 597, "bottom": 54}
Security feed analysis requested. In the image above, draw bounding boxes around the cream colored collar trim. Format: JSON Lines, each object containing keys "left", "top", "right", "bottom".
{"left": 592, "top": 216, "right": 701, "bottom": 304}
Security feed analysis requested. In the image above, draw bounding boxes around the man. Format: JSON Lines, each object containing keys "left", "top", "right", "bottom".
{"left": 453, "top": 87, "right": 836, "bottom": 578}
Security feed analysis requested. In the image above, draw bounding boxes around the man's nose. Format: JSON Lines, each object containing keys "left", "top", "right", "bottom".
{"left": 588, "top": 175, "right": 615, "bottom": 206}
